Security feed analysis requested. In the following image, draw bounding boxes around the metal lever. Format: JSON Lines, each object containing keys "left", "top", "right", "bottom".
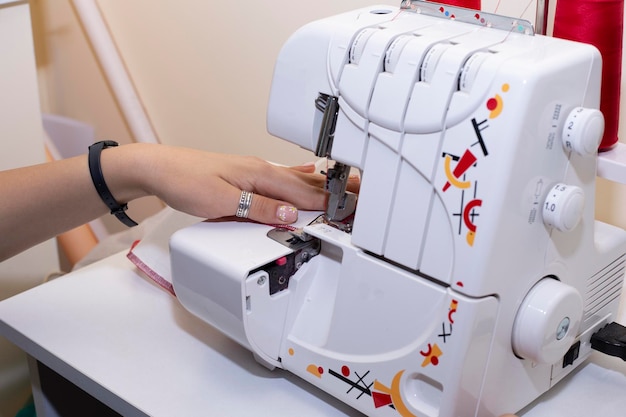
{"left": 313, "top": 92, "right": 357, "bottom": 229}
{"left": 314, "top": 93, "right": 339, "bottom": 158}
{"left": 325, "top": 162, "right": 357, "bottom": 224}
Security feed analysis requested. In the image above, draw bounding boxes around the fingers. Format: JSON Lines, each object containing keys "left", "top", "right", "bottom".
{"left": 147, "top": 146, "right": 356, "bottom": 224}
{"left": 235, "top": 190, "right": 254, "bottom": 219}
{"left": 234, "top": 189, "right": 299, "bottom": 225}
{"left": 289, "top": 162, "right": 317, "bottom": 174}
{"left": 289, "top": 161, "right": 361, "bottom": 194}
{"left": 247, "top": 165, "right": 328, "bottom": 212}
{"left": 347, "top": 174, "right": 361, "bottom": 193}
{"left": 228, "top": 158, "right": 359, "bottom": 215}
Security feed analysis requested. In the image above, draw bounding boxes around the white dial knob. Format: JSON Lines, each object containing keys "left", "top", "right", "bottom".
{"left": 543, "top": 183, "right": 584, "bottom": 232}
{"left": 513, "top": 278, "right": 583, "bottom": 364}
{"left": 562, "top": 107, "right": 604, "bottom": 156}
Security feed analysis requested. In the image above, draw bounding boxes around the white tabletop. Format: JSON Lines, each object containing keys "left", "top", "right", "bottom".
{"left": 1, "top": 251, "right": 626, "bottom": 416}
{"left": 0, "top": 252, "right": 361, "bottom": 417}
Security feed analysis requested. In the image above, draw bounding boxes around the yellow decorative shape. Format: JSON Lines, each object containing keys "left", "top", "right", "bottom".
{"left": 444, "top": 155, "right": 471, "bottom": 189}
{"left": 421, "top": 344, "right": 443, "bottom": 367}
{"left": 373, "top": 379, "right": 392, "bottom": 394}
{"left": 390, "top": 371, "right": 417, "bottom": 417}
{"left": 466, "top": 230, "right": 475, "bottom": 246}
{"left": 306, "top": 364, "right": 322, "bottom": 378}
{"left": 489, "top": 94, "right": 504, "bottom": 119}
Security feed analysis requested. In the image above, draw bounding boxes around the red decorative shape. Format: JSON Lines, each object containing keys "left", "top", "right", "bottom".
{"left": 448, "top": 309, "right": 457, "bottom": 323}
{"left": 463, "top": 199, "right": 483, "bottom": 232}
{"left": 372, "top": 392, "right": 393, "bottom": 408}
{"left": 487, "top": 97, "right": 498, "bottom": 111}
{"left": 442, "top": 149, "right": 477, "bottom": 192}
{"left": 456, "top": 281, "right": 464, "bottom": 287}
{"left": 341, "top": 365, "right": 350, "bottom": 377}
{"left": 420, "top": 343, "right": 433, "bottom": 357}
{"left": 431, "top": 356, "right": 439, "bottom": 366}
{"left": 318, "top": 366, "right": 324, "bottom": 375}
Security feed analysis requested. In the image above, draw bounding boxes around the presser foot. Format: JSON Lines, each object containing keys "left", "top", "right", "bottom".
{"left": 265, "top": 225, "right": 322, "bottom": 295}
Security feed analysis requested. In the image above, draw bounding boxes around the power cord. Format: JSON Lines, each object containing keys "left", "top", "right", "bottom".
{"left": 591, "top": 322, "right": 626, "bottom": 361}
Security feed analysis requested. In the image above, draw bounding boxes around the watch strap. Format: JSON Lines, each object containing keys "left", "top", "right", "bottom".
{"left": 88, "top": 141, "right": 138, "bottom": 227}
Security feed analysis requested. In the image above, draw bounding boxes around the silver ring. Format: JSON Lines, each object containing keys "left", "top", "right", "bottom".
{"left": 236, "top": 190, "right": 253, "bottom": 218}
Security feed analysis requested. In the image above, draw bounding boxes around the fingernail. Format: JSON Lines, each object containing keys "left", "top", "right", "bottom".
{"left": 300, "top": 161, "right": 315, "bottom": 167}
{"left": 277, "top": 205, "right": 298, "bottom": 223}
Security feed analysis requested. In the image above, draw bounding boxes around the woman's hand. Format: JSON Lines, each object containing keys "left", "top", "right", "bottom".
{"left": 130, "top": 144, "right": 332, "bottom": 225}
{"left": 0, "top": 142, "right": 355, "bottom": 261}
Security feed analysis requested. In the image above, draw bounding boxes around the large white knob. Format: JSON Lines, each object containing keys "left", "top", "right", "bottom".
{"left": 543, "top": 183, "right": 584, "bottom": 232}
{"left": 513, "top": 278, "right": 583, "bottom": 364}
{"left": 562, "top": 107, "right": 604, "bottom": 156}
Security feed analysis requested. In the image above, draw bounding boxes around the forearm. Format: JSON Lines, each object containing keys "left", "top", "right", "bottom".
{"left": 0, "top": 142, "right": 333, "bottom": 262}
{"left": 0, "top": 144, "right": 149, "bottom": 261}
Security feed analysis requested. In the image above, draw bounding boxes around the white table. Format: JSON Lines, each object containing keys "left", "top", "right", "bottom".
{"left": 1, "top": 251, "right": 626, "bottom": 416}
{"left": 0, "top": 252, "right": 361, "bottom": 417}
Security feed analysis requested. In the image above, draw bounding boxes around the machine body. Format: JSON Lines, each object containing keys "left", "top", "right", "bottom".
{"left": 171, "top": 3, "right": 626, "bottom": 416}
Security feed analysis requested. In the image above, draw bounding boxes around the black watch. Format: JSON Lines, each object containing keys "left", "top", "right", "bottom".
{"left": 88, "top": 141, "right": 138, "bottom": 227}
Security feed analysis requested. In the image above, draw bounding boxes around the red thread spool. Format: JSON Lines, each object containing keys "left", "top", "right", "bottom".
{"left": 553, "top": 0, "right": 624, "bottom": 151}
{"left": 431, "top": 0, "right": 481, "bottom": 9}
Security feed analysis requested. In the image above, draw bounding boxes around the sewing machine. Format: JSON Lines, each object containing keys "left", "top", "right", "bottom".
{"left": 170, "top": 2, "right": 626, "bottom": 416}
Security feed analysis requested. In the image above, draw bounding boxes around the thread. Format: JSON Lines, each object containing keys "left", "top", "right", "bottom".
{"left": 553, "top": 0, "right": 624, "bottom": 151}
{"left": 431, "top": 0, "right": 481, "bottom": 9}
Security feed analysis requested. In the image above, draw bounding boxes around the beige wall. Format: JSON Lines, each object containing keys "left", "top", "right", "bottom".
{"left": 0, "top": 3, "right": 60, "bottom": 415}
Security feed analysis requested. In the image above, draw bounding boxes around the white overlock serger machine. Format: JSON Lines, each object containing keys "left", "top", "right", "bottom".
{"left": 170, "top": 1, "right": 626, "bottom": 416}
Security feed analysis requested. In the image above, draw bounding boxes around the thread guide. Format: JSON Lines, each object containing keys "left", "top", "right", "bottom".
{"left": 400, "top": 0, "right": 536, "bottom": 35}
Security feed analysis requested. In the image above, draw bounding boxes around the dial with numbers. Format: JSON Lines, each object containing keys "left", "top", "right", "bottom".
{"left": 543, "top": 183, "right": 584, "bottom": 232}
